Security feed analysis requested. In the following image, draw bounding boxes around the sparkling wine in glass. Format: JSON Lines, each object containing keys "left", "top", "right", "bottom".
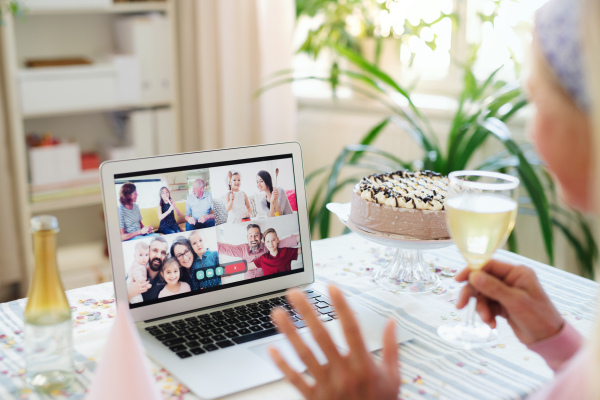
{"left": 437, "top": 170, "right": 519, "bottom": 348}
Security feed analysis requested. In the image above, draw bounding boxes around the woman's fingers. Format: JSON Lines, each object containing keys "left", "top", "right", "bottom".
{"left": 456, "top": 284, "right": 472, "bottom": 309}
{"left": 328, "top": 285, "right": 369, "bottom": 360}
{"left": 455, "top": 266, "right": 471, "bottom": 282}
{"left": 268, "top": 347, "right": 312, "bottom": 398}
{"left": 287, "top": 289, "right": 341, "bottom": 364}
{"left": 381, "top": 319, "right": 400, "bottom": 381}
{"left": 271, "top": 308, "right": 323, "bottom": 375}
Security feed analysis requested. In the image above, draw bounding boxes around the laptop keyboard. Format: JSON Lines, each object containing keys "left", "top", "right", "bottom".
{"left": 144, "top": 290, "right": 337, "bottom": 359}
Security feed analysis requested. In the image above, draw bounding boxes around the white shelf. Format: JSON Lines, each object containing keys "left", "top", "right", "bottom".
{"left": 30, "top": 190, "right": 103, "bottom": 213}
{"left": 27, "top": 2, "right": 169, "bottom": 16}
{"left": 23, "top": 100, "right": 172, "bottom": 119}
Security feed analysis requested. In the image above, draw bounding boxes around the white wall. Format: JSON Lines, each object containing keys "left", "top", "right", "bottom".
{"left": 209, "top": 158, "right": 296, "bottom": 201}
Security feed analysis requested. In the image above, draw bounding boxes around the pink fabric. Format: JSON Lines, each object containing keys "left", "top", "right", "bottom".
{"left": 528, "top": 348, "right": 589, "bottom": 399}
{"left": 286, "top": 190, "right": 297, "bottom": 211}
{"left": 527, "top": 322, "right": 587, "bottom": 399}
{"left": 528, "top": 322, "right": 583, "bottom": 371}
{"left": 87, "top": 302, "right": 161, "bottom": 400}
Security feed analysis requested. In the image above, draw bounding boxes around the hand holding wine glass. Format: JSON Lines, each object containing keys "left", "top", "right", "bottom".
{"left": 455, "top": 259, "right": 564, "bottom": 346}
{"left": 437, "top": 170, "right": 520, "bottom": 348}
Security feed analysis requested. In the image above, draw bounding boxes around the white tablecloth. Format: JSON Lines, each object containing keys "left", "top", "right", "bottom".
{"left": 0, "top": 233, "right": 597, "bottom": 399}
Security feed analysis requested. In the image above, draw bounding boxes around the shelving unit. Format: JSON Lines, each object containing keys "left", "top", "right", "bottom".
{"left": 1, "top": 1, "right": 181, "bottom": 292}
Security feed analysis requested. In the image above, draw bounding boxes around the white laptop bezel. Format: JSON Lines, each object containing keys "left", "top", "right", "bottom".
{"left": 100, "top": 142, "right": 314, "bottom": 323}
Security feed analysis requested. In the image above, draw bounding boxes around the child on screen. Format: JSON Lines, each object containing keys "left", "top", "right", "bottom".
{"left": 158, "top": 257, "right": 191, "bottom": 298}
{"left": 128, "top": 241, "right": 149, "bottom": 304}
{"left": 225, "top": 171, "right": 252, "bottom": 223}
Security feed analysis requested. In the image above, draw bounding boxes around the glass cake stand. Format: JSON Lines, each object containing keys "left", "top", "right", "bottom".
{"left": 327, "top": 203, "right": 453, "bottom": 293}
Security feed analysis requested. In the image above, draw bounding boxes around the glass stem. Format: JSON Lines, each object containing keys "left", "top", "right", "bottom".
{"left": 464, "top": 297, "right": 477, "bottom": 328}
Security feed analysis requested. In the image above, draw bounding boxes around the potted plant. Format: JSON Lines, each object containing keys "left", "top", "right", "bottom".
{"left": 261, "top": 42, "right": 597, "bottom": 277}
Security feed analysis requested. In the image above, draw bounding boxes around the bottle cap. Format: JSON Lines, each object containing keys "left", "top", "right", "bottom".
{"left": 30, "top": 215, "right": 59, "bottom": 232}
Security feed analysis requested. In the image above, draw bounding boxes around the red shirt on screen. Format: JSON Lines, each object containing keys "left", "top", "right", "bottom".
{"left": 254, "top": 247, "right": 299, "bottom": 276}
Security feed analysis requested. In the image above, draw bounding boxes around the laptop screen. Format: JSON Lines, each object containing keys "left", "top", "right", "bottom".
{"left": 113, "top": 154, "right": 303, "bottom": 309}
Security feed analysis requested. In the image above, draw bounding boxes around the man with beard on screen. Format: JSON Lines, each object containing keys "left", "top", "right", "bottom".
{"left": 127, "top": 236, "right": 169, "bottom": 302}
{"left": 218, "top": 224, "right": 299, "bottom": 279}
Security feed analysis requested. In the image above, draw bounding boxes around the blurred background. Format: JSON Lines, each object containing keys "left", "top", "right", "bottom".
{"left": 1, "top": 0, "right": 591, "bottom": 301}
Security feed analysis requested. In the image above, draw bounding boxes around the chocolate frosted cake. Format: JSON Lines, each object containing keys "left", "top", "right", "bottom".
{"left": 349, "top": 170, "right": 450, "bottom": 239}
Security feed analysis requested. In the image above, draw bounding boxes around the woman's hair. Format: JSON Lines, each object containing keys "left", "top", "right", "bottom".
{"left": 262, "top": 228, "right": 278, "bottom": 241}
{"left": 119, "top": 183, "right": 136, "bottom": 206}
{"left": 257, "top": 170, "right": 274, "bottom": 193}
{"left": 159, "top": 186, "right": 171, "bottom": 207}
{"left": 160, "top": 256, "right": 180, "bottom": 278}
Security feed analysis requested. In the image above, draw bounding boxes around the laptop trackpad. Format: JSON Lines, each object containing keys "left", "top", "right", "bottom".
{"left": 249, "top": 332, "right": 345, "bottom": 373}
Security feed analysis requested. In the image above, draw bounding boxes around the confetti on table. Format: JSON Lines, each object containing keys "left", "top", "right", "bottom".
{"left": 497, "top": 344, "right": 506, "bottom": 348}
{"left": 479, "top": 360, "right": 488, "bottom": 366}
{"left": 419, "top": 389, "right": 426, "bottom": 395}
{"left": 441, "top": 316, "right": 448, "bottom": 320}
{"left": 456, "top": 362, "right": 464, "bottom": 367}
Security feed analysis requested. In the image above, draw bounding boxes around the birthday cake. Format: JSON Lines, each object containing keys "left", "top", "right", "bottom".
{"left": 349, "top": 170, "right": 451, "bottom": 240}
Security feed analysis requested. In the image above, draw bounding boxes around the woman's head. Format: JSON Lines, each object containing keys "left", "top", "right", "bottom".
{"left": 263, "top": 228, "right": 279, "bottom": 252}
{"left": 159, "top": 187, "right": 171, "bottom": 206}
{"left": 530, "top": 1, "right": 593, "bottom": 211}
{"left": 170, "top": 237, "right": 195, "bottom": 269}
{"left": 256, "top": 170, "right": 274, "bottom": 193}
{"left": 189, "top": 230, "right": 207, "bottom": 257}
{"left": 160, "top": 256, "right": 181, "bottom": 285}
{"left": 119, "top": 183, "right": 137, "bottom": 206}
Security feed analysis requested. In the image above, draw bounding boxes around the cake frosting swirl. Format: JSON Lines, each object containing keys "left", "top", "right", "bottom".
{"left": 350, "top": 170, "right": 450, "bottom": 239}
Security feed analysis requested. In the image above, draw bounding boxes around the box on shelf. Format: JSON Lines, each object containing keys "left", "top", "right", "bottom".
{"left": 28, "top": 142, "right": 81, "bottom": 186}
{"left": 18, "top": 64, "right": 119, "bottom": 115}
{"left": 111, "top": 55, "right": 141, "bottom": 104}
{"left": 22, "top": 0, "right": 111, "bottom": 10}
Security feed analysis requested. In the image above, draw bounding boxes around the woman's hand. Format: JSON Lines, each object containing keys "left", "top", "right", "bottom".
{"left": 271, "top": 188, "right": 279, "bottom": 203}
{"left": 143, "top": 226, "right": 154, "bottom": 235}
{"left": 269, "top": 286, "right": 400, "bottom": 400}
{"left": 456, "top": 260, "right": 564, "bottom": 346}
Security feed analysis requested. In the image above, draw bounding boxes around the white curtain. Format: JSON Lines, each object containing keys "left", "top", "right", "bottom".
{"left": 0, "top": 38, "right": 25, "bottom": 291}
{"left": 176, "top": 0, "right": 296, "bottom": 151}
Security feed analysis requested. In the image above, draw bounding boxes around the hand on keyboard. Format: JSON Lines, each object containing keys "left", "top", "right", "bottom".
{"left": 269, "top": 285, "right": 400, "bottom": 400}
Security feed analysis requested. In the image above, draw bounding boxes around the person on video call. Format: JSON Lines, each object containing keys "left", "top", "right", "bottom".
{"left": 217, "top": 223, "right": 300, "bottom": 279}
{"left": 127, "top": 237, "right": 169, "bottom": 303}
{"left": 256, "top": 170, "right": 293, "bottom": 217}
{"left": 189, "top": 230, "right": 221, "bottom": 290}
{"left": 250, "top": 228, "right": 300, "bottom": 277}
{"left": 118, "top": 182, "right": 159, "bottom": 241}
{"left": 185, "top": 179, "right": 215, "bottom": 230}
{"left": 267, "top": 0, "right": 600, "bottom": 398}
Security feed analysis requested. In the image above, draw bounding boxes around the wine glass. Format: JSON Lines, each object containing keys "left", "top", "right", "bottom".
{"left": 437, "top": 170, "right": 519, "bottom": 348}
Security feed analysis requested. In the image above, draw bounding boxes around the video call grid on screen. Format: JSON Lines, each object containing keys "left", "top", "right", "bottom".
{"left": 114, "top": 154, "right": 304, "bottom": 309}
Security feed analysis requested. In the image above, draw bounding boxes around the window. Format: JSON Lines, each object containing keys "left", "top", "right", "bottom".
{"left": 292, "top": 0, "right": 550, "bottom": 99}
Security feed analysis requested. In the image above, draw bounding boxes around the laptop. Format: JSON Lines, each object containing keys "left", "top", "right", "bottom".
{"left": 100, "top": 142, "right": 413, "bottom": 399}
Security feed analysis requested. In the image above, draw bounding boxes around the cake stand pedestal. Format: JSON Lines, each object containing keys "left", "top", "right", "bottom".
{"left": 327, "top": 203, "right": 453, "bottom": 293}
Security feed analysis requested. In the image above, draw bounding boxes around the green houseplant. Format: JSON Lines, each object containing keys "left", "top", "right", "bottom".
{"left": 261, "top": 43, "right": 597, "bottom": 277}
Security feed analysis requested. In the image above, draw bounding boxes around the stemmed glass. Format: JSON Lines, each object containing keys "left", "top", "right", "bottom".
{"left": 437, "top": 170, "right": 519, "bottom": 348}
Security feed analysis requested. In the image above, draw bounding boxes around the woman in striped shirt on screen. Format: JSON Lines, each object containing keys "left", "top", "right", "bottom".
{"left": 118, "top": 182, "right": 160, "bottom": 242}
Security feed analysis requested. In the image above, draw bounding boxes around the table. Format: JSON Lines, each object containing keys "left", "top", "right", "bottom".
{"left": 0, "top": 233, "right": 597, "bottom": 399}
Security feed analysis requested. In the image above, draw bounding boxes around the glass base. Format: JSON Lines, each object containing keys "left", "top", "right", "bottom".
{"left": 373, "top": 248, "right": 441, "bottom": 293}
{"left": 437, "top": 322, "right": 499, "bottom": 349}
{"left": 27, "top": 370, "right": 74, "bottom": 393}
